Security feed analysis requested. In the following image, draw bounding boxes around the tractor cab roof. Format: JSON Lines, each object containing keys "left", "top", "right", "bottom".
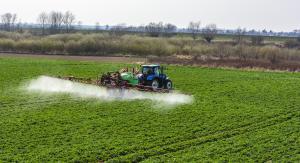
{"left": 142, "top": 64, "right": 160, "bottom": 68}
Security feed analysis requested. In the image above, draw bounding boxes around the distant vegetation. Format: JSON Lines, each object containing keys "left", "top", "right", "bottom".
{"left": 0, "top": 31, "right": 300, "bottom": 64}
{"left": 0, "top": 12, "right": 300, "bottom": 71}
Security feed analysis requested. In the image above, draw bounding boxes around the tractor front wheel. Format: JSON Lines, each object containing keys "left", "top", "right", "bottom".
{"left": 164, "top": 80, "right": 172, "bottom": 90}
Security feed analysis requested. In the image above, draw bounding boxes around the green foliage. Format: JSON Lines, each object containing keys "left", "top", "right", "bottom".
{"left": 0, "top": 56, "right": 299, "bottom": 162}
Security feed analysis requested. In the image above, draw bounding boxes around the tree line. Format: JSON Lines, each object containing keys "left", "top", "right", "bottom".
{"left": 112, "top": 21, "right": 218, "bottom": 43}
{"left": 0, "top": 12, "right": 75, "bottom": 34}
{"left": 37, "top": 11, "right": 76, "bottom": 34}
{"left": 0, "top": 11, "right": 274, "bottom": 45}
{"left": 0, "top": 13, "right": 18, "bottom": 32}
{"left": 0, "top": 12, "right": 219, "bottom": 40}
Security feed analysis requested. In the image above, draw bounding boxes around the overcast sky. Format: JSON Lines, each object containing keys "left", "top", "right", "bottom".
{"left": 1, "top": 0, "right": 299, "bottom": 31}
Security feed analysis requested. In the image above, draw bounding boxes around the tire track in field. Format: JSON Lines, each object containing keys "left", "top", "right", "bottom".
{"left": 106, "top": 111, "right": 299, "bottom": 162}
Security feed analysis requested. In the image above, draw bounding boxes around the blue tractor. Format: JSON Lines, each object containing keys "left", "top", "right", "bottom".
{"left": 137, "top": 64, "right": 173, "bottom": 91}
{"left": 100, "top": 64, "right": 173, "bottom": 92}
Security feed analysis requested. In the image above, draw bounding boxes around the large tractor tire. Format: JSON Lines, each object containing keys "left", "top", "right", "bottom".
{"left": 151, "top": 79, "right": 160, "bottom": 90}
{"left": 164, "top": 80, "right": 173, "bottom": 90}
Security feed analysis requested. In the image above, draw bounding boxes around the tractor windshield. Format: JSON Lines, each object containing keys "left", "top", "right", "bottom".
{"left": 142, "top": 67, "right": 153, "bottom": 75}
{"left": 142, "top": 66, "right": 161, "bottom": 75}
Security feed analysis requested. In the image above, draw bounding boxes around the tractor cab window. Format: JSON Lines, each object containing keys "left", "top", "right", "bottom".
{"left": 154, "top": 67, "right": 160, "bottom": 76}
{"left": 142, "top": 67, "right": 153, "bottom": 75}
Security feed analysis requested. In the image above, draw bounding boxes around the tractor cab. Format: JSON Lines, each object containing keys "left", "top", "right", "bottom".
{"left": 142, "top": 65, "right": 161, "bottom": 76}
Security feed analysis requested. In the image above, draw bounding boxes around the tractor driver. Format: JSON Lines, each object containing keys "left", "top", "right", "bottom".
{"left": 142, "top": 67, "right": 153, "bottom": 75}
{"left": 147, "top": 68, "right": 153, "bottom": 74}
{"left": 154, "top": 67, "right": 160, "bottom": 76}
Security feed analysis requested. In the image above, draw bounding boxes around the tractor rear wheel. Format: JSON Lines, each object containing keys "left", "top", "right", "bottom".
{"left": 164, "top": 80, "right": 172, "bottom": 90}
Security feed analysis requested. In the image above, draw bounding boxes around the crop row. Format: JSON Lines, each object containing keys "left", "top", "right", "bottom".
{"left": 106, "top": 111, "right": 299, "bottom": 162}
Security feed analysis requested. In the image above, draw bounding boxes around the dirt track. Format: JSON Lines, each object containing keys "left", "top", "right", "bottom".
{"left": 1, "top": 53, "right": 299, "bottom": 72}
{"left": 0, "top": 53, "right": 147, "bottom": 63}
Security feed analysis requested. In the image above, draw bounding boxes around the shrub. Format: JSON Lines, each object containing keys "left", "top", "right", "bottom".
{"left": 284, "top": 39, "right": 299, "bottom": 48}
{"left": 0, "top": 32, "right": 299, "bottom": 64}
{"left": 259, "top": 46, "right": 281, "bottom": 64}
{"left": 15, "top": 40, "right": 35, "bottom": 51}
{"left": 47, "top": 33, "right": 84, "bottom": 42}
{"left": 251, "top": 36, "right": 264, "bottom": 45}
{"left": 215, "top": 44, "right": 233, "bottom": 59}
{"left": 0, "top": 39, "right": 15, "bottom": 51}
{"left": 234, "top": 45, "right": 247, "bottom": 60}
{"left": 65, "top": 40, "right": 82, "bottom": 54}
{"left": 80, "top": 38, "right": 98, "bottom": 53}
{"left": 0, "top": 31, "right": 33, "bottom": 41}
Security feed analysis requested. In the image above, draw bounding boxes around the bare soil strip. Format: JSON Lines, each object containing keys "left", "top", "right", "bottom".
{"left": 1, "top": 53, "right": 299, "bottom": 72}
{"left": 0, "top": 53, "right": 147, "bottom": 63}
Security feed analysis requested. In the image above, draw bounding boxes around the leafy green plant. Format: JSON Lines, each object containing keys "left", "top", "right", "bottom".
{"left": 0, "top": 56, "right": 299, "bottom": 162}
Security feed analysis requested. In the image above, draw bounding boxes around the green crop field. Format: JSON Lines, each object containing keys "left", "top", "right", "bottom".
{"left": 0, "top": 56, "right": 299, "bottom": 162}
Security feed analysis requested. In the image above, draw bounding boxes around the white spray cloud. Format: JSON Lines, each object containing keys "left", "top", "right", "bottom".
{"left": 25, "top": 76, "right": 193, "bottom": 106}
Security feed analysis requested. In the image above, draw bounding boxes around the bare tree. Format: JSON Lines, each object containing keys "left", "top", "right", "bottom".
{"left": 1, "top": 13, "right": 17, "bottom": 31}
{"left": 234, "top": 27, "right": 246, "bottom": 44}
{"left": 163, "top": 23, "right": 177, "bottom": 37}
{"left": 63, "top": 11, "right": 75, "bottom": 33}
{"left": 77, "top": 21, "right": 82, "bottom": 30}
{"left": 37, "top": 12, "right": 48, "bottom": 35}
{"left": 110, "top": 23, "right": 127, "bottom": 36}
{"left": 188, "top": 21, "right": 201, "bottom": 40}
{"left": 48, "top": 11, "right": 64, "bottom": 33}
{"left": 105, "top": 25, "right": 109, "bottom": 31}
{"left": 16, "top": 20, "right": 23, "bottom": 32}
{"left": 233, "top": 28, "right": 247, "bottom": 60}
{"left": 95, "top": 22, "right": 100, "bottom": 31}
{"left": 202, "top": 24, "right": 217, "bottom": 43}
{"left": 11, "top": 14, "right": 17, "bottom": 31}
{"left": 137, "top": 25, "right": 145, "bottom": 33}
{"left": 145, "top": 22, "right": 164, "bottom": 37}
